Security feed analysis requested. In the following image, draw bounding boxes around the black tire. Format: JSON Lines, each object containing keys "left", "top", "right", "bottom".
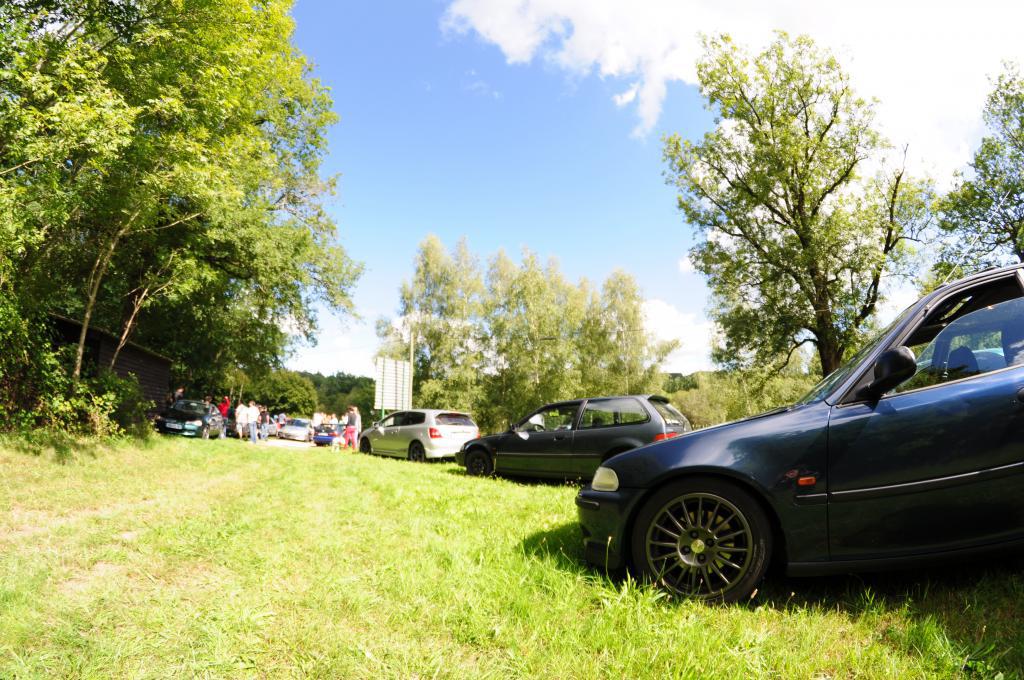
{"left": 630, "top": 476, "right": 772, "bottom": 604}
{"left": 359, "top": 437, "right": 372, "bottom": 454}
{"left": 464, "top": 448, "right": 493, "bottom": 477}
{"left": 408, "top": 440, "right": 426, "bottom": 463}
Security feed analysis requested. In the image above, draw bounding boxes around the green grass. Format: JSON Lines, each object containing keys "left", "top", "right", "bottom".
{"left": 1, "top": 436, "right": 1021, "bottom": 678}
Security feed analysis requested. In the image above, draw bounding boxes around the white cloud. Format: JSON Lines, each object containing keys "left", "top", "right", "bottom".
{"left": 286, "top": 316, "right": 379, "bottom": 378}
{"left": 612, "top": 82, "right": 638, "bottom": 107}
{"left": 442, "top": 0, "right": 1024, "bottom": 180}
{"left": 677, "top": 255, "right": 694, "bottom": 274}
{"left": 643, "top": 298, "right": 716, "bottom": 374}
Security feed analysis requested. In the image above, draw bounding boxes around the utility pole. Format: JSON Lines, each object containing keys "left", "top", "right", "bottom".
{"left": 408, "top": 317, "right": 415, "bottom": 410}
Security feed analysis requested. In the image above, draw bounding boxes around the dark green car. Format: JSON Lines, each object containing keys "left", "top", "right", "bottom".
{"left": 156, "top": 399, "right": 225, "bottom": 439}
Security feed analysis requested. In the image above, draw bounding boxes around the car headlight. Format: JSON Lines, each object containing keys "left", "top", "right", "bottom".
{"left": 591, "top": 466, "right": 619, "bottom": 492}
{"left": 187, "top": 419, "right": 203, "bottom": 426}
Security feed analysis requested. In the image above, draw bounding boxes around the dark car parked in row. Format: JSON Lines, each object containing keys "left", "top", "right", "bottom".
{"left": 577, "top": 264, "right": 1024, "bottom": 603}
{"left": 456, "top": 395, "right": 691, "bottom": 480}
{"left": 156, "top": 399, "right": 225, "bottom": 439}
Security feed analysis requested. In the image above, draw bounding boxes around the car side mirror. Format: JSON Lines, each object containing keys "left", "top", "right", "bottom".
{"left": 507, "top": 422, "right": 516, "bottom": 432}
{"left": 858, "top": 346, "right": 917, "bottom": 401}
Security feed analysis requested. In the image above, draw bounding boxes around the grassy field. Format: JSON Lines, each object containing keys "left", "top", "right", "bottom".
{"left": 1, "top": 435, "right": 1021, "bottom": 678}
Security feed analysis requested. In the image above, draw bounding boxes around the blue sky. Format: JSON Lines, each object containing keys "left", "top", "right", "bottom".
{"left": 285, "top": 0, "right": 1024, "bottom": 378}
{"left": 287, "top": 0, "right": 716, "bottom": 377}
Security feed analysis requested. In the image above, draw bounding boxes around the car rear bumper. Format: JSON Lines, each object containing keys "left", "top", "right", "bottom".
{"left": 576, "top": 486, "right": 647, "bottom": 572}
{"left": 423, "top": 440, "right": 464, "bottom": 459}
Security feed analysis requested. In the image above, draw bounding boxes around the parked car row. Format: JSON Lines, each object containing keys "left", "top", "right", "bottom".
{"left": 353, "top": 266, "right": 1024, "bottom": 605}
{"left": 155, "top": 265, "right": 1024, "bottom": 604}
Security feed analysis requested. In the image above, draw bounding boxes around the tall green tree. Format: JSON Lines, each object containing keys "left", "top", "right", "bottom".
{"left": 578, "top": 271, "right": 677, "bottom": 396}
{"left": 664, "top": 33, "right": 931, "bottom": 375}
{"left": 249, "top": 370, "right": 318, "bottom": 416}
{"left": 0, "top": 0, "right": 361, "bottom": 417}
{"left": 937, "top": 63, "right": 1024, "bottom": 269}
{"left": 379, "top": 237, "right": 677, "bottom": 432}
{"left": 399, "top": 236, "right": 486, "bottom": 412}
{"left": 477, "top": 249, "right": 590, "bottom": 429}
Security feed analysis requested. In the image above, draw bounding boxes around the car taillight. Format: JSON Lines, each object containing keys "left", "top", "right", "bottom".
{"left": 475, "top": 429, "right": 480, "bottom": 439}
{"left": 429, "top": 427, "right": 442, "bottom": 439}
{"left": 653, "top": 432, "right": 680, "bottom": 442}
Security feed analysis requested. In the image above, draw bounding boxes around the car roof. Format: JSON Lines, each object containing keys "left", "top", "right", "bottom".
{"left": 390, "top": 409, "right": 472, "bottom": 415}
{"left": 565, "top": 395, "right": 668, "bottom": 403}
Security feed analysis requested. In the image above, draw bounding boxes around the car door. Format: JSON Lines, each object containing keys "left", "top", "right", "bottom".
{"left": 372, "top": 413, "right": 400, "bottom": 454}
{"left": 494, "top": 402, "right": 581, "bottom": 477}
{"left": 394, "top": 411, "right": 425, "bottom": 457}
{"left": 827, "top": 277, "right": 1024, "bottom": 560}
{"left": 570, "top": 398, "right": 651, "bottom": 478}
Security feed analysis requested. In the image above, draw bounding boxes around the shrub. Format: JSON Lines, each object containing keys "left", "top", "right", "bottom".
{"left": 0, "top": 300, "right": 151, "bottom": 437}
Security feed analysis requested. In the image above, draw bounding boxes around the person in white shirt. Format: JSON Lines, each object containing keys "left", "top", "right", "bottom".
{"left": 235, "top": 399, "right": 249, "bottom": 438}
{"left": 246, "top": 400, "right": 260, "bottom": 443}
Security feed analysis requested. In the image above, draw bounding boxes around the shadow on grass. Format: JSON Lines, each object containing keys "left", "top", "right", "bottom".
{"left": 444, "top": 467, "right": 584, "bottom": 490}
{"left": 521, "top": 519, "right": 1024, "bottom": 675}
{"left": 520, "top": 520, "right": 590, "bottom": 573}
{"left": 0, "top": 429, "right": 152, "bottom": 464}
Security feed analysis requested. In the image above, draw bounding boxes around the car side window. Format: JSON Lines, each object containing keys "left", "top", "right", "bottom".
{"left": 519, "top": 404, "right": 579, "bottom": 432}
{"left": 894, "top": 293, "right": 1024, "bottom": 394}
{"left": 578, "top": 398, "right": 648, "bottom": 429}
{"left": 379, "top": 414, "right": 397, "bottom": 428}
{"left": 404, "top": 412, "right": 426, "bottom": 427}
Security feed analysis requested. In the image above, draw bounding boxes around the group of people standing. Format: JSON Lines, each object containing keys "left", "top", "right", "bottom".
{"left": 312, "top": 406, "right": 362, "bottom": 449}
{"left": 199, "top": 396, "right": 273, "bottom": 443}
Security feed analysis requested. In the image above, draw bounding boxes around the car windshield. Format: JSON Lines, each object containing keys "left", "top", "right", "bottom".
{"left": 172, "top": 400, "right": 206, "bottom": 415}
{"left": 315, "top": 425, "right": 337, "bottom": 433}
{"left": 288, "top": 419, "right": 309, "bottom": 427}
{"left": 797, "top": 302, "right": 919, "bottom": 405}
{"left": 436, "top": 413, "right": 475, "bottom": 426}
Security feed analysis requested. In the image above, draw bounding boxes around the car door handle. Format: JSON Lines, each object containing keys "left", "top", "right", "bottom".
{"left": 553, "top": 434, "right": 567, "bottom": 441}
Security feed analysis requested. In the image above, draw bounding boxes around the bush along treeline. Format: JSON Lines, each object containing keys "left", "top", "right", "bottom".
{"left": 298, "top": 372, "right": 375, "bottom": 420}
{"left": 376, "top": 236, "right": 679, "bottom": 434}
{"left": 0, "top": 0, "right": 361, "bottom": 433}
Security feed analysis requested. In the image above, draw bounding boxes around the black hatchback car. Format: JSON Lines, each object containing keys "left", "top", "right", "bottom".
{"left": 577, "top": 264, "right": 1024, "bottom": 603}
{"left": 456, "top": 395, "right": 691, "bottom": 480}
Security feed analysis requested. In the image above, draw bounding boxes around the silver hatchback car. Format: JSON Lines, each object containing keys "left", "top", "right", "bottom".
{"left": 358, "top": 409, "right": 479, "bottom": 462}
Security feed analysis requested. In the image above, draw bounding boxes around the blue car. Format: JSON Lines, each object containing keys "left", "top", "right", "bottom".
{"left": 578, "top": 264, "right": 1024, "bottom": 602}
{"left": 312, "top": 424, "right": 342, "bottom": 447}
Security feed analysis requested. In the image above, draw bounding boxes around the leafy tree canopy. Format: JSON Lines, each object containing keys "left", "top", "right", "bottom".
{"left": 664, "top": 32, "right": 931, "bottom": 376}
{"left": 936, "top": 62, "right": 1024, "bottom": 272}
{"left": 379, "top": 236, "right": 676, "bottom": 433}
{"left": 0, "top": 0, "right": 361, "bottom": 425}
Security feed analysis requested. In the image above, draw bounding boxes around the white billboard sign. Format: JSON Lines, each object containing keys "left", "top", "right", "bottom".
{"left": 373, "top": 358, "right": 412, "bottom": 411}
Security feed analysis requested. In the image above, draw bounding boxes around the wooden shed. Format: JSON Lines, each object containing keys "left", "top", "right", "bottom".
{"left": 50, "top": 315, "right": 172, "bottom": 409}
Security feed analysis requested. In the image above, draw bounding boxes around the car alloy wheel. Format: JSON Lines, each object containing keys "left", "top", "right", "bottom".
{"left": 631, "top": 478, "right": 771, "bottom": 603}
{"left": 408, "top": 441, "right": 426, "bottom": 462}
{"left": 464, "top": 449, "right": 493, "bottom": 476}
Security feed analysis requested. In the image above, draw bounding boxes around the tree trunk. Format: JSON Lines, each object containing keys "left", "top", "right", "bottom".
{"left": 109, "top": 287, "right": 147, "bottom": 370}
{"left": 817, "top": 338, "right": 844, "bottom": 376}
{"left": 73, "top": 212, "right": 139, "bottom": 380}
